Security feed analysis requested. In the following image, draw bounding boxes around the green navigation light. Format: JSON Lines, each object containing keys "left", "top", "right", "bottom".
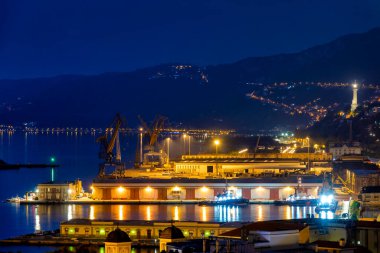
{"left": 50, "top": 157, "right": 56, "bottom": 163}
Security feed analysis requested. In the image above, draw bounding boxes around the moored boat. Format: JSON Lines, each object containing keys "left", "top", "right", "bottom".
{"left": 6, "top": 196, "right": 24, "bottom": 203}
{"left": 199, "top": 189, "right": 249, "bottom": 206}
{"left": 315, "top": 173, "right": 338, "bottom": 214}
{"left": 274, "top": 177, "right": 318, "bottom": 206}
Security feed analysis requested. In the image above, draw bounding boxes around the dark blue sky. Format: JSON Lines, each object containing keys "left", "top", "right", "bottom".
{"left": 1, "top": 0, "right": 380, "bottom": 79}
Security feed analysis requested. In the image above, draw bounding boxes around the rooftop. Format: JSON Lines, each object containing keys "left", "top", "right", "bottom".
{"left": 61, "top": 219, "right": 247, "bottom": 228}
{"left": 94, "top": 175, "right": 323, "bottom": 184}
{"left": 347, "top": 169, "right": 380, "bottom": 176}
{"left": 218, "top": 220, "right": 308, "bottom": 238}
{"left": 105, "top": 228, "right": 131, "bottom": 243}
{"left": 361, "top": 186, "right": 380, "bottom": 194}
{"left": 159, "top": 225, "right": 185, "bottom": 239}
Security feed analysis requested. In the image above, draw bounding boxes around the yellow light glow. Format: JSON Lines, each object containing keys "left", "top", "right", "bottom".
{"left": 173, "top": 186, "right": 181, "bottom": 191}
{"left": 118, "top": 205, "right": 124, "bottom": 220}
{"left": 258, "top": 205, "right": 263, "bottom": 221}
{"left": 214, "top": 139, "right": 220, "bottom": 145}
{"left": 117, "top": 186, "right": 125, "bottom": 193}
{"left": 238, "top": 148, "right": 248, "bottom": 153}
{"left": 89, "top": 205, "right": 95, "bottom": 220}
{"left": 201, "top": 186, "right": 208, "bottom": 192}
{"left": 284, "top": 186, "right": 292, "bottom": 191}
{"left": 183, "top": 134, "right": 187, "bottom": 138}
{"left": 202, "top": 206, "right": 207, "bottom": 221}
{"left": 174, "top": 206, "right": 179, "bottom": 221}
{"left": 286, "top": 206, "right": 291, "bottom": 219}
{"left": 146, "top": 206, "right": 151, "bottom": 221}
{"left": 256, "top": 186, "right": 264, "bottom": 191}
{"left": 145, "top": 186, "right": 152, "bottom": 192}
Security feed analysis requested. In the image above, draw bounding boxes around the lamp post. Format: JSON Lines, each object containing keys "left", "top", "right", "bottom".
{"left": 306, "top": 137, "right": 310, "bottom": 170}
{"left": 214, "top": 140, "right": 220, "bottom": 154}
{"left": 188, "top": 135, "right": 191, "bottom": 155}
{"left": 166, "top": 137, "right": 170, "bottom": 165}
{"left": 139, "top": 128, "right": 143, "bottom": 165}
{"left": 50, "top": 156, "right": 56, "bottom": 182}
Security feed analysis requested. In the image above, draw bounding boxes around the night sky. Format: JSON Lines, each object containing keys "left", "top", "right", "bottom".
{"left": 1, "top": 0, "right": 380, "bottom": 79}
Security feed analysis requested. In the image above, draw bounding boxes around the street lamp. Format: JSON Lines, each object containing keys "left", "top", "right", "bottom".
{"left": 306, "top": 137, "right": 310, "bottom": 170}
{"left": 188, "top": 135, "right": 191, "bottom": 155}
{"left": 139, "top": 128, "right": 143, "bottom": 165}
{"left": 50, "top": 156, "right": 56, "bottom": 182}
{"left": 166, "top": 137, "right": 171, "bottom": 165}
{"left": 214, "top": 139, "right": 220, "bottom": 154}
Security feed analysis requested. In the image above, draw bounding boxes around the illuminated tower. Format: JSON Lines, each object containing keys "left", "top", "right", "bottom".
{"left": 351, "top": 82, "right": 358, "bottom": 113}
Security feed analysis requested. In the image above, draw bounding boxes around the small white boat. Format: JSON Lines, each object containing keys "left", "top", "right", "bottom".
{"left": 6, "top": 196, "right": 24, "bottom": 203}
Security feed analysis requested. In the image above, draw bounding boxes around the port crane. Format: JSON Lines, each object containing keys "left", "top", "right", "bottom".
{"left": 137, "top": 115, "right": 167, "bottom": 167}
{"left": 97, "top": 113, "right": 125, "bottom": 178}
{"left": 332, "top": 172, "right": 355, "bottom": 194}
{"left": 138, "top": 115, "right": 167, "bottom": 149}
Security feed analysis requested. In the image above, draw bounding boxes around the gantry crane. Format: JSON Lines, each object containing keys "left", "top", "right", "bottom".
{"left": 138, "top": 115, "right": 167, "bottom": 148}
{"left": 137, "top": 115, "right": 167, "bottom": 167}
{"left": 333, "top": 172, "right": 355, "bottom": 194}
{"left": 97, "top": 113, "right": 125, "bottom": 178}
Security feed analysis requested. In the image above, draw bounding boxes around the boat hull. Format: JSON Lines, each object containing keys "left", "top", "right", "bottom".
{"left": 198, "top": 198, "right": 249, "bottom": 206}
{"left": 274, "top": 199, "right": 318, "bottom": 206}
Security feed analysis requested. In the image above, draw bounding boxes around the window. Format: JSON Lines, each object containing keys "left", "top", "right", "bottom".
{"left": 207, "top": 166, "right": 213, "bottom": 173}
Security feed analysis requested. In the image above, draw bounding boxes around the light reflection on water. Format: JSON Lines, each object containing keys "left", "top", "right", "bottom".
{"left": 22, "top": 203, "right": 318, "bottom": 234}
{"left": 3, "top": 202, "right": 379, "bottom": 253}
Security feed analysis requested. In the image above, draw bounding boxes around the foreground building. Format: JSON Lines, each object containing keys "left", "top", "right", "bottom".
{"left": 210, "top": 219, "right": 377, "bottom": 253}
{"left": 60, "top": 219, "right": 244, "bottom": 240}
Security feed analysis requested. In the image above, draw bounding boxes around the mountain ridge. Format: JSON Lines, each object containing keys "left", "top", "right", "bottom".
{"left": 1, "top": 27, "right": 380, "bottom": 129}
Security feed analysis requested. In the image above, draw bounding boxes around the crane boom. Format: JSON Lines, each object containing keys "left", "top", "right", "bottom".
{"left": 106, "top": 114, "right": 122, "bottom": 155}
{"left": 96, "top": 113, "right": 125, "bottom": 178}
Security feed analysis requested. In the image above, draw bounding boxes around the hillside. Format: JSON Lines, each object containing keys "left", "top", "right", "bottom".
{"left": 1, "top": 28, "right": 380, "bottom": 130}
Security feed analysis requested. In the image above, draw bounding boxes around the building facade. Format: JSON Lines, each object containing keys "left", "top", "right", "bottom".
{"left": 345, "top": 169, "right": 380, "bottom": 194}
{"left": 92, "top": 177, "right": 321, "bottom": 201}
{"left": 37, "top": 180, "right": 83, "bottom": 201}
{"left": 329, "top": 143, "right": 362, "bottom": 160}
{"left": 61, "top": 219, "right": 241, "bottom": 240}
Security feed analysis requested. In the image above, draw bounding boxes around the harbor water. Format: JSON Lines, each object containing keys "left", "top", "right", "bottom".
{"left": 1, "top": 132, "right": 379, "bottom": 252}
